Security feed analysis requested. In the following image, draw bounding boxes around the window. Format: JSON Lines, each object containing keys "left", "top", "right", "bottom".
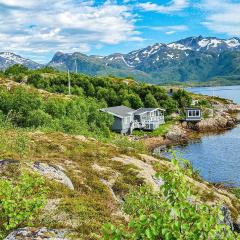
{"left": 188, "top": 110, "right": 200, "bottom": 118}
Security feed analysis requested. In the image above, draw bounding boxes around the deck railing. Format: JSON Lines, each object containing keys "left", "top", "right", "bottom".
{"left": 133, "top": 116, "right": 164, "bottom": 129}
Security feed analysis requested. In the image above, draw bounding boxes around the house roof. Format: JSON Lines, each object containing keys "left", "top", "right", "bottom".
{"left": 134, "top": 107, "right": 165, "bottom": 115}
{"left": 100, "top": 106, "right": 135, "bottom": 119}
{"left": 186, "top": 107, "right": 201, "bottom": 110}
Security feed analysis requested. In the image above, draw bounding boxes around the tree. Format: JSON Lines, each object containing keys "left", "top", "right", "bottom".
{"left": 128, "top": 94, "right": 144, "bottom": 109}
{"left": 145, "top": 93, "right": 159, "bottom": 108}
{"left": 173, "top": 89, "right": 192, "bottom": 109}
{"left": 27, "top": 109, "right": 52, "bottom": 127}
{"left": 5, "top": 64, "right": 28, "bottom": 76}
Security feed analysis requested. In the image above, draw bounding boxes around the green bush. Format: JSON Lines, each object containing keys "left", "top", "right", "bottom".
{"left": 0, "top": 87, "right": 113, "bottom": 138}
{"left": 0, "top": 173, "right": 47, "bottom": 238}
{"left": 103, "top": 153, "right": 240, "bottom": 240}
{"left": 27, "top": 109, "right": 53, "bottom": 127}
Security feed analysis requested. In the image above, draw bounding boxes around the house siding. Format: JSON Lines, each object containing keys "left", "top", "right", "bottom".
{"left": 112, "top": 115, "right": 133, "bottom": 134}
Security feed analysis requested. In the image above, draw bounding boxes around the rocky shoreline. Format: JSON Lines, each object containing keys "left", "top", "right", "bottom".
{"left": 141, "top": 103, "right": 240, "bottom": 150}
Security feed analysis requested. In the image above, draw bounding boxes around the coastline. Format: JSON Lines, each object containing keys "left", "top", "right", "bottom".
{"left": 138, "top": 103, "right": 240, "bottom": 151}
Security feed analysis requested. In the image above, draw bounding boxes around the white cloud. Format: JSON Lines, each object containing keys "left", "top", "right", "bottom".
{"left": 151, "top": 25, "right": 188, "bottom": 31}
{"left": 0, "top": 0, "right": 141, "bottom": 62}
{"left": 200, "top": 0, "right": 240, "bottom": 36}
{"left": 148, "top": 25, "right": 188, "bottom": 35}
{"left": 138, "top": 0, "right": 189, "bottom": 13}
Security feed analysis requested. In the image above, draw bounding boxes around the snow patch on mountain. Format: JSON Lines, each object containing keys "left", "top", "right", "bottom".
{"left": 0, "top": 52, "right": 42, "bottom": 70}
{"left": 225, "top": 38, "right": 240, "bottom": 48}
{"left": 198, "top": 39, "right": 209, "bottom": 48}
{"left": 168, "top": 43, "right": 191, "bottom": 50}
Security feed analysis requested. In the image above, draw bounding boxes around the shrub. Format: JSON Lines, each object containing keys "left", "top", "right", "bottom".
{"left": 27, "top": 109, "right": 53, "bottom": 127}
{"left": 0, "top": 173, "right": 47, "bottom": 238}
{"left": 103, "top": 153, "right": 240, "bottom": 240}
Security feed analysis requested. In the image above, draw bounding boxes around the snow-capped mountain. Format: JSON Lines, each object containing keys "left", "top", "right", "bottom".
{"left": 168, "top": 36, "right": 240, "bottom": 52}
{"left": 49, "top": 36, "right": 240, "bottom": 84}
{"left": 0, "top": 52, "right": 42, "bottom": 70}
{"left": 96, "top": 36, "right": 240, "bottom": 70}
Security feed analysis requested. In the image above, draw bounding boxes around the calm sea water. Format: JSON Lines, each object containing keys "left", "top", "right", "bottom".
{"left": 165, "top": 85, "right": 240, "bottom": 186}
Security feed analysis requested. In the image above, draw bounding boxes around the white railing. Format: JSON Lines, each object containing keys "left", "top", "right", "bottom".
{"left": 142, "top": 116, "right": 164, "bottom": 122}
{"left": 133, "top": 116, "right": 165, "bottom": 129}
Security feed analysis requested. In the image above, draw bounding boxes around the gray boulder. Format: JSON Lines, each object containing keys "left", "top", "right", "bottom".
{"left": 4, "top": 227, "right": 68, "bottom": 240}
{"left": 0, "top": 159, "right": 19, "bottom": 168}
{"left": 32, "top": 162, "right": 74, "bottom": 190}
{"left": 221, "top": 205, "right": 234, "bottom": 231}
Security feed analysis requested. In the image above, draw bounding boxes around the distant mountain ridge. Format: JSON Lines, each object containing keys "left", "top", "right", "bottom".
{"left": 1, "top": 36, "right": 240, "bottom": 84}
{"left": 0, "top": 52, "right": 42, "bottom": 70}
{"left": 48, "top": 36, "right": 240, "bottom": 84}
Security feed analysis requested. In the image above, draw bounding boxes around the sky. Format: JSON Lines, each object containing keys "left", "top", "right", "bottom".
{"left": 0, "top": 0, "right": 240, "bottom": 63}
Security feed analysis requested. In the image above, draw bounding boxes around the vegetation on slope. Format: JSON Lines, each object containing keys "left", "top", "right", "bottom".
{"left": 2, "top": 64, "right": 178, "bottom": 114}
{"left": 0, "top": 82, "right": 113, "bottom": 138}
{"left": 0, "top": 65, "right": 239, "bottom": 239}
{"left": 104, "top": 154, "right": 240, "bottom": 239}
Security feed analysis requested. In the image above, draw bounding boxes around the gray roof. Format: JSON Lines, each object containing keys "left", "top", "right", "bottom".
{"left": 134, "top": 107, "right": 165, "bottom": 115}
{"left": 100, "top": 106, "right": 135, "bottom": 118}
{"left": 186, "top": 107, "right": 201, "bottom": 110}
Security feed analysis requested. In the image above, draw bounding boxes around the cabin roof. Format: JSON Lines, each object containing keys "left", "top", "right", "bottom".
{"left": 134, "top": 107, "right": 165, "bottom": 115}
{"left": 100, "top": 106, "right": 135, "bottom": 119}
{"left": 186, "top": 107, "right": 201, "bottom": 110}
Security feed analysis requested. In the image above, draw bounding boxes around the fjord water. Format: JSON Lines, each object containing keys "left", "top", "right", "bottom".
{"left": 168, "top": 85, "right": 240, "bottom": 186}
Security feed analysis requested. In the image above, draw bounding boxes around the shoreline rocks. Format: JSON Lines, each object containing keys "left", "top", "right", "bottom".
{"left": 143, "top": 103, "right": 240, "bottom": 149}
{"left": 182, "top": 112, "right": 237, "bottom": 132}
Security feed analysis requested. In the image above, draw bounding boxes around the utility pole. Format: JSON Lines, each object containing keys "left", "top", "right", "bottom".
{"left": 68, "top": 69, "right": 71, "bottom": 95}
{"left": 75, "top": 59, "right": 78, "bottom": 74}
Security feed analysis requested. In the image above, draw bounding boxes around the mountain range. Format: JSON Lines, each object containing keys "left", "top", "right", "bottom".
{"left": 2, "top": 36, "right": 240, "bottom": 85}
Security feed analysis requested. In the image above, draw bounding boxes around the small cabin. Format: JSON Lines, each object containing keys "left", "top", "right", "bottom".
{"left": 185, "top": 107, "right": 202, "bottom": 122}
{"left": 100, "top": 106, "right": 165, "bottom": 134}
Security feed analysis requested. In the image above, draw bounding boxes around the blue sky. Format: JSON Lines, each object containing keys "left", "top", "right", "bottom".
{"left": 0, "top": 0, "right": 239, "bottom": 63}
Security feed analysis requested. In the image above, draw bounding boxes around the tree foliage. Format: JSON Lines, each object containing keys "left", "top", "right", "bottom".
{"left": 0, "top": 87, "right": 113, "bottom": 138}
{"left": 173, "top": 89, "right": 192, "bottom": 110}
{"left": 4, "top": 66, "right": 180, "bottom": 114}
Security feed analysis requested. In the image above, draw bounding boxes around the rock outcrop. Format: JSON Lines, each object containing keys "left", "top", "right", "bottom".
{"left": 0, "top": 159, "right": 19, "bottom": 167}
{"left": 32, "top": 162, "right": 74, "bottom": 190}
{"left": 183, "top": 111, "right": 237, "bottom": 132}
{"left": 166, "top": 125, "right": 188, "bottom": 142}
{"left": 4, "top": 227, "right": 68, "bottom": 240}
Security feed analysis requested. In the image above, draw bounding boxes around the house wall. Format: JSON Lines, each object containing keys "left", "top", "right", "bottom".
{"left": 112, "top": 115, "right": 133, "bottom": 134}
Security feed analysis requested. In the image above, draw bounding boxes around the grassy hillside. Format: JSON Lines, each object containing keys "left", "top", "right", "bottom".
{"left": 0, "top": 67, "right": 240, "bottom": 239}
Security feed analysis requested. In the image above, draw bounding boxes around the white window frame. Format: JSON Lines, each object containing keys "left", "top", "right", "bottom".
{"left": 188, "top": 110, "right": 200, "bottom": 118}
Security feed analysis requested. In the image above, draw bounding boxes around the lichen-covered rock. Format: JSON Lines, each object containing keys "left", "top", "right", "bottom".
{"left": 221, "top": 205, "right": 234, "bottom": 231}
{"left": 166, "top": 125, "right": 187, "bottom": 142}
{"left": 0, "top": 159, "right": 19, "bottom": 168}
{"left": 4, "top": 227, "right": 69, "bottom": 240}
{"left": 32, "top": 162, "right": 74, "bottom": 190}
{"left": 0, "top": 159, "right": 20, "bottom": 176}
